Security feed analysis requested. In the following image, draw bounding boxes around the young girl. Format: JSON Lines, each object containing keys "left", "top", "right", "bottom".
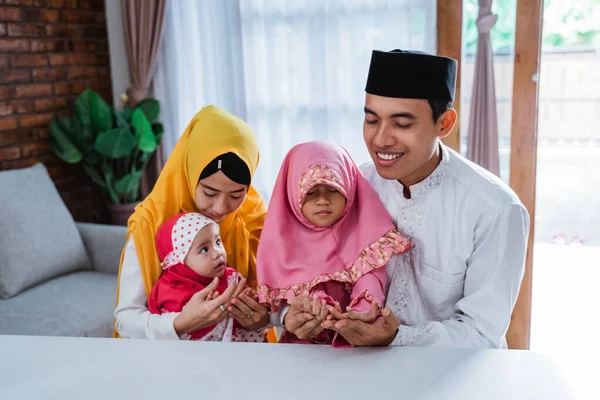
{"left": 148, "top": 212, "right": 265, "bottom": 342}
{"left": 256, "top": 141, "right": 411, "bottom": 346}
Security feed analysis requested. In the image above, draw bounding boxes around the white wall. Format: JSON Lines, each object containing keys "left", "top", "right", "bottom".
{"left": 104, "top": 0, "right": 131, "bottom": 108}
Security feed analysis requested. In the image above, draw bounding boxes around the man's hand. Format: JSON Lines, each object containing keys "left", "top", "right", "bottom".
{"left": 321, "top": 306, "right": 401, "bottom": 346}
{"left": 283, "top": 296, "right": 329, "bottom": 340}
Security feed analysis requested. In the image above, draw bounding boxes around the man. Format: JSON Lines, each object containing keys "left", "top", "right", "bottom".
{"left": 283, "top": 49, "right": 529, "bottom": 348}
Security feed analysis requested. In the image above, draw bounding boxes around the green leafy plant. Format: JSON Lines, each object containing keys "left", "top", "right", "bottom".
{"left": 50, "top": 89, "right": 164, "bottom": 204}
{"left": 464, "top": 0, "right": 600, "bottom": 54}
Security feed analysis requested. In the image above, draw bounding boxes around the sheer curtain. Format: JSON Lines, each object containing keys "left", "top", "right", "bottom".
{"left": 154, "top": 0, "right": 436, "bottom": 201}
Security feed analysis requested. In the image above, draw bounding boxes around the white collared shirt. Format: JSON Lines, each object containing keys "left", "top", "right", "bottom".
{"left": 360, "top": 144, "right": 529, "bottom": 348}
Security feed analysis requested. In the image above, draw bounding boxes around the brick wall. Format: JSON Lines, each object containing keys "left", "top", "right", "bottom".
{"left": 0, "top": 0, "right": 113, "bottom": 222}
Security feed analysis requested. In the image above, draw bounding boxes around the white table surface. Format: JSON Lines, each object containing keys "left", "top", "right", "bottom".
{"left": 0, "top": 335, "right": 573, "bottom": 400}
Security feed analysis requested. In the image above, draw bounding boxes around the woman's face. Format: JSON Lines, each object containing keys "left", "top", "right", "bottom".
{"left": 195, "top": 171, "right": 248, "bottom": 223}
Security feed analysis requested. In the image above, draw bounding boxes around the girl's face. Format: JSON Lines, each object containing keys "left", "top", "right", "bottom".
{"left": 301, "top": 184, "right": 347, "bottom": 228}
{"left": 195, "top": 171, "right": 248, "bottom": 223}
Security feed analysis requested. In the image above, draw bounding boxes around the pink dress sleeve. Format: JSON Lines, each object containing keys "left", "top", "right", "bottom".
{"left": 350, "top": 266, "right": 386, "bottom": 312}
{"left": 311, "top": 287, "right": 329, "bottom": 302}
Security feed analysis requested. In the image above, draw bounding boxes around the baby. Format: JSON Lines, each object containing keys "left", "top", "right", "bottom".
{"left": 148, "top": 212, "right": 265, "bottom": 342}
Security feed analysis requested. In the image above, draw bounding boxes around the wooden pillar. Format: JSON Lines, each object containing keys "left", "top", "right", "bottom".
{"left": 437, "top": 0, "right": 462, "bottom": 152}
{"left": 506, "top": 0, "right": 544, "bottom": 350}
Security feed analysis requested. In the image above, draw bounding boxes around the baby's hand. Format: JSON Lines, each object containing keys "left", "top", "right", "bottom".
{"left": 206, "top": 290, "right": 219, "bottom": 301}
{"left": 243, "top": 288, "right": 259, "bottom": 301}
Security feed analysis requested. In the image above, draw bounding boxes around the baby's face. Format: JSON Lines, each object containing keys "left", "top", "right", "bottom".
{"left": 184, "top": 223, "right": 227, "bottom": 278}
{"left": 301, "top": 184, "right": 347, "bottom": 228}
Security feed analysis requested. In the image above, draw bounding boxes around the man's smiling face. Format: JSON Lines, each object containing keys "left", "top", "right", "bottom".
{"left": 362, "top": 94, "right": 455, "bottom": 185}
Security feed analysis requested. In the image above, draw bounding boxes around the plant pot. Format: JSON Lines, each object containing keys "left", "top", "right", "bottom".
{"left": 107, "top": 202, "right": 140, "bottom": 226}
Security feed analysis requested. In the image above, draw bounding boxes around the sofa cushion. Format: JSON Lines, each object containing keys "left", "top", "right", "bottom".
{"left": 0, "top": 271, "right": 117, "bottom": 337}
{"left": 0, "top": 163, "right": 91, "bottom": 299}
{"left": 76, "top": 223, "right": 127, "bottom": 275}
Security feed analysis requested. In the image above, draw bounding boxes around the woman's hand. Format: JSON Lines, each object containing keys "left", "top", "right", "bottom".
{"left": 228, "top": 288, "right": 270, "bottom": 330}
{"left": 173, "top": 277, "right": 247, "bottom": 335}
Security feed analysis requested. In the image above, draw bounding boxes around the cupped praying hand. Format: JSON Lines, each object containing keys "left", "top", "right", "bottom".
{"left": 173, "top": 277, "right": 247, "bottom": 335}
{"left": 285, "top": 296, "right": 401, "bottom": 346}
{"left": 228, "top": 288, "right": 271, "bottom": 331}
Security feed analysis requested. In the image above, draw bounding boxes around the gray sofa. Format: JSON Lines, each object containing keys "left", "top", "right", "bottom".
{"left": 0, "top": 164, "right": 127, "bottom": 337}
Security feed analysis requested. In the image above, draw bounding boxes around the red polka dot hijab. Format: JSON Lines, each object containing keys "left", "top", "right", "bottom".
{"left": 157, "top": 212, "right": 217, "bottom": 269}
{"left": 147, "top": 213, "right": 234, "bottom": 331}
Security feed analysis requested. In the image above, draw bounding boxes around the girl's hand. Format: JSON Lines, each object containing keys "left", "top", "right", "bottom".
{"left": 228, "top": 288, "right": 270, "bottom": 330}
{"left": 284, "top": 297, "right": 329, "bottom": 340}
{"left": 173, "top": 277, "right": 246, "bottom": 335}
{"left": 325, "top": 301, "right": 344, "bottom": 320}
{"left": 327, "top": 299, "right": 380, "bottom": 323}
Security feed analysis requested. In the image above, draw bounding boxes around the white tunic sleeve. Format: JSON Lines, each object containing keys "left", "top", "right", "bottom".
{"left": 393, "top": 204, "right": 530, "bottom": 348}
{"left": 113, "top": 237, "right": 180, "bottom": 340}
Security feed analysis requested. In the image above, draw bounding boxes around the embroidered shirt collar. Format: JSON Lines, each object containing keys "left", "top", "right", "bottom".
{"left": 396, "top": 143, "right": 451, "bottom": 199}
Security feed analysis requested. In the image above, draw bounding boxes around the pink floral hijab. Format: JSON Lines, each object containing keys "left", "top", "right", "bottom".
{"left": 256, "top": 141, "right": 411, "bottom": 311}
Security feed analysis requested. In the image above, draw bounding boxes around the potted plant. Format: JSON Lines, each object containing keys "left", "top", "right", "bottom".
{"left": 49, "top": 89, "right": 163, "bottom": 225}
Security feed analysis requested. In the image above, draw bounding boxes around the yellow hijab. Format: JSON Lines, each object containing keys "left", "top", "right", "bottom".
{"left": 114, "top": 105, "right": 269, "bottom": 338}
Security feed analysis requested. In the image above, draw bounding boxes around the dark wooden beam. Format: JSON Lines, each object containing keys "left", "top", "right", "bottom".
{"left": 437, "top": 0, "right": 463, "bottom": 152}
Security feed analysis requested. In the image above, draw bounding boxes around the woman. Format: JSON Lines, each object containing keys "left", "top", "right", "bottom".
{"left": 114, "top": 105, "right": 273, "bottom": 340}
